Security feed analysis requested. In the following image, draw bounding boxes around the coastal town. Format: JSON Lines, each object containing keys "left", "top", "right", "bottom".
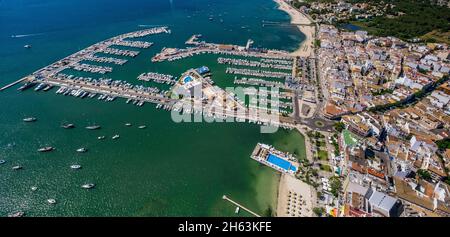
{"left": 1, "top": 0, "right": 449, "bottom": 219}
{"left": 266, "top": 0, "right": 450, "bottom": 217}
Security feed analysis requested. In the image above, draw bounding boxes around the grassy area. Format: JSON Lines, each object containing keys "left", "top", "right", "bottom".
{"left": 318, "top": 150, "right": 329, "bottom": 161}
{"left": 421, "top": 30, "right": 450, "bottom": 45}
{"left": 319, "top": 164, "right": 333, "bottom": 172}
{"left": 343, "top": 129, "right": 360, "bottom": 147}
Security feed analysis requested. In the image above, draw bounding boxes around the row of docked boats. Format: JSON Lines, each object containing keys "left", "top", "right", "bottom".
{"left": 34, "top": 83, "right": 54, "bottom": 92}
{"left": 98, "top": 94, "right": 117, "bottom": 102}
{"left": 56, "top": 86, "right": 97, "bottom": 99}
{"left": 125, "top": 98, "right": 145, "bottom": 107}
{"left": 17, "top": 81, "right": 54, "bottom": 92}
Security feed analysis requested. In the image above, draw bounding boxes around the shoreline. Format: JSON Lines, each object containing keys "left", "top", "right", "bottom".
{"left": 274, "top": 0, "right": 315, "bottom": 57}
{"left": 276, "top": 173, "right": 314, "bottom": 217}
{"left": 272, "top": 0, "right": 315, "bottom": 215}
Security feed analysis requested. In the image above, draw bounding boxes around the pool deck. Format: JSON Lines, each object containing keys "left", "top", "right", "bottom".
{"left": 251, "top": 143, "right": 298, "bottom": 176}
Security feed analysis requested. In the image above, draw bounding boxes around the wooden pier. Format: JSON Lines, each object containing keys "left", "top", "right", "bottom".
{"left": 222, "top": 195, "right": 261, "bottom": 217}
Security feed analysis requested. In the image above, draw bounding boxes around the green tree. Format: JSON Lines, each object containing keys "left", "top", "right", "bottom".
{"left": 264, "top": 207, "right": 274, "bottom": 217}
{"left": 334, "top": 122, "right": 345, "bottom": 133}
{"left": 313, "top": 207, "right": 325, "bottom": 217}
{"left": 329, "top": 176, "right": 342, "bottom": 197}
{"left": 417, "top": 169, "right": 432, "bottom": 181}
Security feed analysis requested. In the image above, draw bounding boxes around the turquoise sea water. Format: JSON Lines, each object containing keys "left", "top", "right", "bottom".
{"left": 0, "top": 0, "right": 306, "bottom": 216}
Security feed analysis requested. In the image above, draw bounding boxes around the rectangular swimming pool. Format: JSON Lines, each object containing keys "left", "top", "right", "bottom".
{"left": 267, "top": 154, "right": 297, "bottom": 172}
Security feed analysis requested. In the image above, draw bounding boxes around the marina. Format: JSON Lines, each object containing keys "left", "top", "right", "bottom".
{"left": 84, "top": 55, "right": 128, "bottom": 65}
{"left": 234, "top": 77, "right": 288, "bottom": 89}
{"left": 217, "top": 57, "right": 292, "bottom": 70}
{"left": 137, "top": 72, "right": 177, "bottom": 85}
{"left": 225, "top": 67, "right": 291, "bottom": 79}
{"left": 100, "top": 48, "right": 140, "bottom": 57}
{"left": 152, "top": 35, "right": 293, "bottom": 63}
{"left": 0, "top": 0, "right": 307, "bottom": 217}
{"left": 1, "top": 25, "right": 300, "bottom": 129}
{"left": 70, "top": 63, "right": 113, "bottom": 74}
{"left": 113, "top": 40, "right": 153, "bottom": 49}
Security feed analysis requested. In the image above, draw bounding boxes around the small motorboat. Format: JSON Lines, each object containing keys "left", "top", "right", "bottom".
{"left": 125, "top": 123, "right": 132, "bottom": 127}
{"left": 38, "top": 147, "right": 54, "bottom": 152}
{"left": 62, "top": 123, "right": 75, "bottom": 129}
{"left": 0, "top": 160, "right": 6, "bottom": 165}
{"left": 31, "top": 186, "right": 38, "bottom": 191}
{"left": 76, "top": 148, "right": 87, "bottom": 153}
{"left": 23, "top": 117, "right": 37, "bottom": 122}
{"left": 12, "top": 165, "right": 22, "bottom": 170}
{"left": 112, "top": 135, "right": 120, "bottom": 140}
{"left": 70, "top": 165, "right": 82, "bottom": 170}
{"left": 81, "top": 183, "right": 95, "bottom": 189}
{"left": 8, "top": 211, "right": 25, "bottom": 218}
{"left": 97, "top": 136, "right": 106, "bottom": 140}
{"left": 24, "top": 45, "right": 32, "bottom": 49}
{"left": 138, "top": 125, "right": 147, "bottom": 129}
{"left": 47, "top": 199, "right": 57, "bottom": 205}
{"left": 85, "top": 125, "right": 101, "bottom": 130}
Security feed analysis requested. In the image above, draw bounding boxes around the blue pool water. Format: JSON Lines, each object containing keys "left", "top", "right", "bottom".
{"left": 183, "top": 76, "right": 193, "bottom": 83}
{"left": 267, "top": 154, "right": 297, "bottom": 172}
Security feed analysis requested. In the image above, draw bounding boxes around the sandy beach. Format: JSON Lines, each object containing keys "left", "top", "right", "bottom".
{"left": 276, "top": 174, "right": 314, "bottom": 217}
{"left": 274, "top": 0, "right": 315, "bottom": 57}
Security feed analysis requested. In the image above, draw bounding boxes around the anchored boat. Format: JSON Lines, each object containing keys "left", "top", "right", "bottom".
{"left": 23, "top": 117, "right": 37, "bottom": 122}
{"left": 38, "top": 147, "right": 54, "bottom": 153}
{"left": 86, "top": 125, "right": 101, "bottom": 130}
{"left": 70, "top": 165, "right": 82, "bottom": 170}
{"left": 17, "top": 82, "right": 37, "bottom": 91}
{"left": 81, "top": 183, "right": 95, "bottom": 189}
{"left": 62, "top": 123, "right": 75, "bottom": 129}
{"left": 8, "top": 211, "right": 25, "bottom": 218}
{"left": 76, "top": 148, "right": 87, "bottom": 153}
{"left": 47, "top": 199, "right": 57, "bottom": 205}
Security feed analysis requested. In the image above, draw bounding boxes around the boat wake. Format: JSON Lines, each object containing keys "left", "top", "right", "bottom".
{"left": 11, "top": 33, "right": 44, "bottom": 38}
{"left": 138, "top": 24, "right": 167, "bottom": 28}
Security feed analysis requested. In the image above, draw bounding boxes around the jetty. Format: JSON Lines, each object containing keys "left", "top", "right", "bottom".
{"left": 137, "top": 72, "right": 176, "bottom": 85}
{"left": 152, "top": 35, "right": 293, "bottom": 63}
{"left": 0, "top": 27, "right": 170, "bottom": 92}
{"left": 222, "top": 195, "right": 261, "bottom": 217}
{"left": 0, "top": 77, "right": 29, "bottom": 92}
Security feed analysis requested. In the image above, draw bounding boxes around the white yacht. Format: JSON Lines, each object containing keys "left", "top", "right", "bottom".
{"left": 81, "top": 183, "right": 95, "bottom": 189}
